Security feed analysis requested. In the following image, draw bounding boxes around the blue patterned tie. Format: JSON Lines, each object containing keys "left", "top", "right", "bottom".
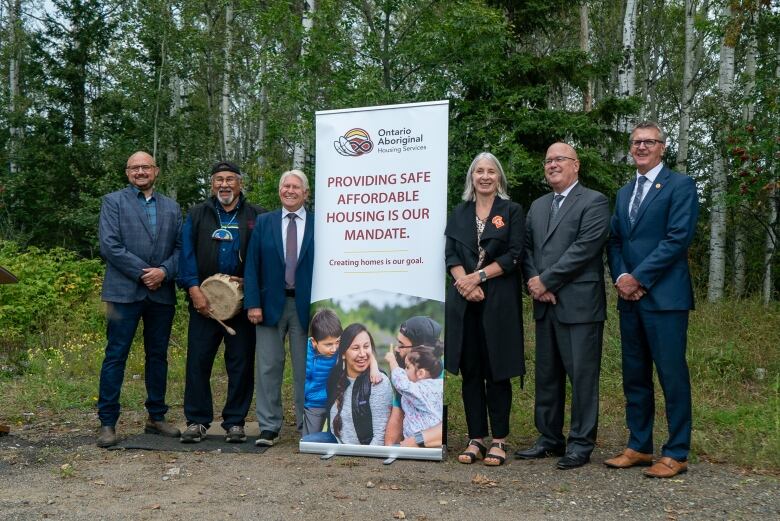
{"left": 629, "top": 176, "right": 647, "bottom": 227}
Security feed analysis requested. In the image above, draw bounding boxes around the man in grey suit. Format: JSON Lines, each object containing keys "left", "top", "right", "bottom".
{"left": 516, "top": 142, "right": 610, "bottom": 469}
{"left": 96, "top": 151, "right": 182, "bottom": 448}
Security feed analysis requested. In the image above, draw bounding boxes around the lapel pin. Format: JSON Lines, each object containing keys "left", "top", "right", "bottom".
{"left": 491, "top": 215, "right": 505, "bottom": 229}
{"left": 656, "top": 183, "right": 662, "bottom": 189}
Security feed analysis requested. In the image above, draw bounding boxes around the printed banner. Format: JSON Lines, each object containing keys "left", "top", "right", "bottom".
{"left": 300, "top": 101, "right": 448, "bottom": 461}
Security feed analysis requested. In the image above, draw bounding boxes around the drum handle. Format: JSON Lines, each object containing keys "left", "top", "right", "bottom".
{"left": 208, "top": 312, "right": 237, "bottom": 336}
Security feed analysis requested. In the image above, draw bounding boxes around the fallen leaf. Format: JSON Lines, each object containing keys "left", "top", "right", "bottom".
{"left": 92, "top": 480, "right": 106, "bottom": 486}
{"left": 147, "top": 504, "right": 161, "bottom": 510}
{"left": 471, "top": 473, "right": 498, "bottom": 487}
{"left": 393, "top": 511, "right": 406, "bottom": 519}
{"left": 333, "top": 493, "right": 349, "bottom": 499}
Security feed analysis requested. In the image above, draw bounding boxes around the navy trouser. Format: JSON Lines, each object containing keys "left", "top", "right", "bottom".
{"left": 183, "top": 305, "right": 255, "bottom": 430}
{"left": 98, "top": 299, "right": 175, "bottom": 427}
{"left": 620, "top": 308, "right": 691, "bottom": 461}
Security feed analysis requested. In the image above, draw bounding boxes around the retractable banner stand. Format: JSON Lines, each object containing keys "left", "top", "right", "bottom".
{"left": 300, "top": 100, "right": 448, "bottom": 461}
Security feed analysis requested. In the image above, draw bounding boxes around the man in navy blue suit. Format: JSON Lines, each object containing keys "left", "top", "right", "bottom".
{"left": 606, "top": 122, "right": 699, "bottom": 478}
{"left": 244, "top": 170, "right": 314, "bottom": 447}
{"left": 97, "top": 151, "right": 182, "bottom": 448}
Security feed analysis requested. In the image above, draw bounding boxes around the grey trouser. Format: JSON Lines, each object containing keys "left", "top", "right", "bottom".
{"left": 302, "top": 406, "right": 328, "bottom": 436}
{"left": 254, "top": 297, "right": 307, "bottom": 433}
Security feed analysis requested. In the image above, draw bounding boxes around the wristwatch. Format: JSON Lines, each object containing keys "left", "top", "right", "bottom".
{"left": 414, "top": 431, "right": 425, "bottom": 447}
{"left": 478, "top": 269, "right": 487, "bottom": 283}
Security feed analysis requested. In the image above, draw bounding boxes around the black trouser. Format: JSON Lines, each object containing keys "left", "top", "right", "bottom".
{"left": 534, "top": 312, "right": 603, "bottom": 456}
{"left": 460, "top": 301, "right": 512, "bottom": 439}
{"left": 183, "top": 305, "right": 255, "bottom": 431}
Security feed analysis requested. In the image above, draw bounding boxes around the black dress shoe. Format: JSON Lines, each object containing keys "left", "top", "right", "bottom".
{"left": 556, "top": 453, "right": 590, "bottom": 470}
{"left": 514, "top": 443, "right": 565, "bottom": 459}
{"left": 255, "top": 430, "right": 279, "bottom": 447}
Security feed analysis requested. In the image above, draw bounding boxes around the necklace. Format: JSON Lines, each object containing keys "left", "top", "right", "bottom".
{"left": 211, "top": 206, "right": 239, "bottom": 241}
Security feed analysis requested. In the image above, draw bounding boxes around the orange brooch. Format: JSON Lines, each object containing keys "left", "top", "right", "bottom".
{"left": 492, "top": 215, "right": 505, "bottom": 229}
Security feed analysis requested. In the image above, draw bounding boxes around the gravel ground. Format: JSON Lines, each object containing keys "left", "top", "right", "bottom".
{"left": 1, "top": 420, "right": 778, "bottom": 521}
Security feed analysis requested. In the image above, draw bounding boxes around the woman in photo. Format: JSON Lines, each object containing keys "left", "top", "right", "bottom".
{"left": 444, "top": 151, "right": 525, "bottom": 466}
{"left": 326, "top": 323, "right": 393, "bottom": 445}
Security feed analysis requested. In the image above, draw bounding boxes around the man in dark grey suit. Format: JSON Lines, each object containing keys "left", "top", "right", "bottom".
{"left": 516, "top": 142, "right": 610, "bottom": 469}
{"left": 96, "top": 151, "right": 182, "bottom": 447}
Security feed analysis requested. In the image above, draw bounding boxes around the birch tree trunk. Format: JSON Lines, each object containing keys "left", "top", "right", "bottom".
{"left": 166, "top": 73, "right": 181, "bottom": 200}
{"left": 763, "top": 37, "right": 780, "bottom": 305}
{"left": 580, "top": 2, "right": 592, "bottom": 112}
{"left": 257, "top": 84, "right": 267, "bottom": 170}
{"left": 707, "top": 3, "right": 736, "bottom": 302}
{"left": 7, "top": 0, "right": 22, "bottom": 174}
{"left": 734, "top": 9, "right": 759, "bottom": 297}
{"left": 618, "top": 0, "right": 637, "bottom": 98}
{"left": 675, "top": 0, "right": 696, "bottom": 173}
{"left": 292, "top": 0, "right": 315, "bottom": 170}
{"left": 733, "top": 220, "right": 746, "bottom": 296}
{"left": 765, "top": 187, "right": 778, "bottom": 305}
{"left": 616, "top": 0, "right": 638, "bottom": 162}
{"left": 152, "top": 38, "right": 166, "bottom": 160}
{"left": 221, "top": 2, "right": 234, "bottom": 159}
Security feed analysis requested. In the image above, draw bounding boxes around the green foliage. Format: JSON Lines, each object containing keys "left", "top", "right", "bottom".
{"left": 0, "top": 240, "right": 104, "bottom": 360}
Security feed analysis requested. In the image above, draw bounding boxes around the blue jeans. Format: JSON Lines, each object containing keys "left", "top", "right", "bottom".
{"left": 98, "top": 299, "right": 175, "bottom": 427}
{"left": 301, "top": 431, "right": 338, "bottom": 444}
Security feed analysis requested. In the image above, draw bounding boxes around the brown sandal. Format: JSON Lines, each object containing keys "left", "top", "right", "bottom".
{"left": 484, "top": 441, "right": 507, "bottom": 466}
{"left": 458, "top": 439, "right": 487, "bottom": 464}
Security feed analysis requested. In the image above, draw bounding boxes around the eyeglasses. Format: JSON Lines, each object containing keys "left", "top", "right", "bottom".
{"left": 213, "top": 176, "right": 240, "bottom": 185}
{"left": 629, "top": 139, "right": 663, "bottom": 148}
{"left": 543, "top": 156, "right": 577, "bottom": 166}
{"left": 126, "top": 164, "right": 156, "bottom": 173}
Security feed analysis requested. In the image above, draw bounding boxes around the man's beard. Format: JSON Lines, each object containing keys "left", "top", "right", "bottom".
{"left": 394, "top": 350, "right": 406, "bottom": 368}
{"left": 217, "top": 189, "right": 235, "bottom": 205}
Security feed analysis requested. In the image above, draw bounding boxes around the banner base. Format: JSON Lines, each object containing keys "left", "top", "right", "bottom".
{"left": 300, "top": 442, "right": 444, "bottom": 461}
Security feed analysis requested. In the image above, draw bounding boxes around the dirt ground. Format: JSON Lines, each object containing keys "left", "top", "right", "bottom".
{"left": 1, "top": 412, "right": 778, "bottom": 521}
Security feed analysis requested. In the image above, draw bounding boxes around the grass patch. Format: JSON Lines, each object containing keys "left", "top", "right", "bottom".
{"left": 1, "top": 256, "right": 778, "bottom": 471}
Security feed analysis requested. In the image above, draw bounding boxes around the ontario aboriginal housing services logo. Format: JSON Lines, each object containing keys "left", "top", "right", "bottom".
{"left": 334, "top": 128, "right": 374, "bottom": 157}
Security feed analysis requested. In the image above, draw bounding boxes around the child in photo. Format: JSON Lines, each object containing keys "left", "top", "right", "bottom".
{"left": 303, "top": 309, "right": 381, "bottom": 436}
{"left": 384, "top": 347, "right": 444, "bottom": 440}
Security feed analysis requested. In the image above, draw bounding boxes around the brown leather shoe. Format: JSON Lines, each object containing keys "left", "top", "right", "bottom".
{"left": 604, "top": 448, "right": 653, "bottom": 468}
{"left": 144, "top": 419, "right": 181, "bottom": 437}
{"left": 643, "top": 456, "right": 688, "bottom": 478}
{"left": 97, "top": 426, "right": 117, "bottom": 448}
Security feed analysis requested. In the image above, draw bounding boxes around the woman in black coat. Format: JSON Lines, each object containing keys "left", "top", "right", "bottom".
{"left": 445, "top": 152, "right": 525, "bottom": 466}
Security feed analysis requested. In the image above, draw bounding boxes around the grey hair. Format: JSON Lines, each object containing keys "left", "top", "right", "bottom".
{"left": 631, "top": 121, "right": 668, "bottom": 142}
{"left": 461, "top": 152, "right": 510, "bottom": 201}
{"left": 279, "top": 169, "right": 309, "bottom": 191}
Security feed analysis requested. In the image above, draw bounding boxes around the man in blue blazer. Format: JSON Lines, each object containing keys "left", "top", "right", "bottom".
{"left": 97, "top": 151, "right": 183, "bottom": 447}
{"left": 244, "top": 170, "right": 314, "bottom": 447}
{"left": 606, "top": 122, "right": 699, "bottom": 478}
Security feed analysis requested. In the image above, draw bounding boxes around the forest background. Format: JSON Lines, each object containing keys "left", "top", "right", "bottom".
{"left": 0, "top": 0, "right": 778, "bottom": 471}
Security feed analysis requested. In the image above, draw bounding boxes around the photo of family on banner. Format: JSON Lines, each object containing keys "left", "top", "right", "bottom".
{"left": 301, "top": 100, "right": 449, "bottom": 461}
